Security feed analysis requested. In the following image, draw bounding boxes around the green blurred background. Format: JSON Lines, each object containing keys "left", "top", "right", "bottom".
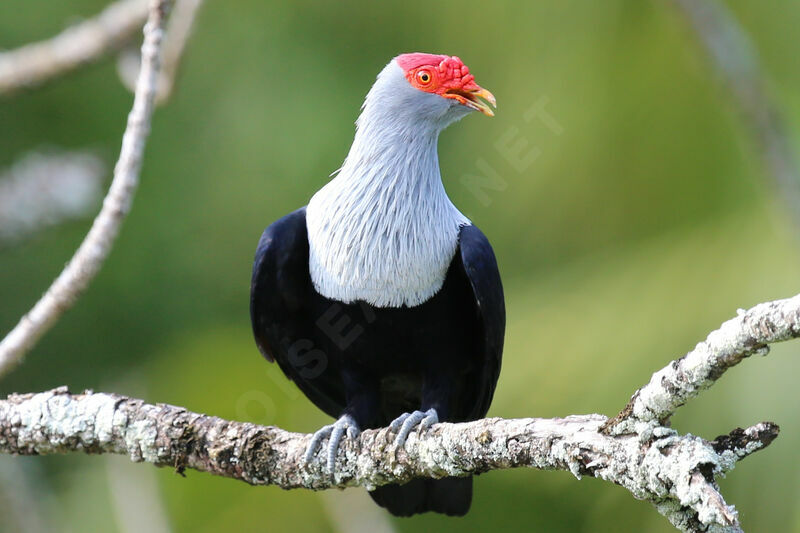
{"left": 1, "top": 0, "right": 799, "bottom": 531}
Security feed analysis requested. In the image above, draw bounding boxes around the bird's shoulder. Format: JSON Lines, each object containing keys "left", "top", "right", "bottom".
{"left": 455, "top": 223, "right": 505, "bottom": 418}
{"left": 253, "top": 206, "right": 308, "bottom": 271}
{"left": 457, "top": 223, "right": 503, "bottom": 305}
{"left": 250, "top": 206, "right": 310, "bottom": 361}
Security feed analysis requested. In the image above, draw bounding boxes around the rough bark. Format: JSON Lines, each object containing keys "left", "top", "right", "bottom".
{"left": 2, "top": 293, "right": 799, "bottom": 533}
{"left": 0, "top": 388, "right": 776, "bottom": 533}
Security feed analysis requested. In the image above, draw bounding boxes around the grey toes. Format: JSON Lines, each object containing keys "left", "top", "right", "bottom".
{"left": 389, "top": 408, "right": 439, "bottom": 447}
{"left": 304, "top": 414, "right": 361, "bottom": 475}
{"left": 389, "top": 412, "right": 411, "bottom": 432}
{"left": 304, "top": 424, "right": 334, "bottom": 464}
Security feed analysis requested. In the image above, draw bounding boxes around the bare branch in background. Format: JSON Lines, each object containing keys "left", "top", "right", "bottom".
{"left": 666, "top": 0, "right": 800, "bottom": 232}
{"left": 118, "top": 0, "right": 203, "bottom": 104}
{"left": 0, "top": 0, "right": 149, "bottom": 95}
{"left": 0, "top": 150, "right": 104, "bottom": 246}
{"left": 0, "top": 0, "right": 175, "bottom": 377}
{"left": 2, "top": 294, "right": 798, "bottom": 533}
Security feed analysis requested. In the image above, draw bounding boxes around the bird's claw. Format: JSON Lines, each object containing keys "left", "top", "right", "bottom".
{"left": 389, "top": 408, "right": 439, "bottom": 447}
{"left": 304, "top": 414, "right": 361, "bottom": 475}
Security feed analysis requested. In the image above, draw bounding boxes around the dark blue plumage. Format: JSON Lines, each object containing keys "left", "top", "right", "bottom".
{"left": 250, "top": 51, "right": 502, "bottom": 517}
{"left": 250, "top": 207, "right": 504, "bottom": 515}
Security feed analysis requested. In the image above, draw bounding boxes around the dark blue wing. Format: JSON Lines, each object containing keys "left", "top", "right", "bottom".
{"left": 250, "top": 207, "right": 310, "bottom": 362}
{"left": 250, "top": 206, "right": 346, "bottom": 418}
{"left": 457, "top": 224, "right": 505, "bottom": 419}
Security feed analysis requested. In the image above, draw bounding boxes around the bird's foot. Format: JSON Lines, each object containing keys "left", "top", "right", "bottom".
{"left": 304, "top": 414, "right": 361, "bottom": 475}
{"left": 388, "top": 408, "right": 439, "bottom": 447}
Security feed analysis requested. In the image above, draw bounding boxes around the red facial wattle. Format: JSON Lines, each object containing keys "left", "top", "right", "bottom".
{"left": 396, "top": 53, "right": 496, "bottom": 117}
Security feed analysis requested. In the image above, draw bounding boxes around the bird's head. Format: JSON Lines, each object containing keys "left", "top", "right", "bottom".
{"left": 360, "top": 53, "right": 496, "bottom": 131}
{"left": 396, "top": 53, "right": 496, "bottom": 117}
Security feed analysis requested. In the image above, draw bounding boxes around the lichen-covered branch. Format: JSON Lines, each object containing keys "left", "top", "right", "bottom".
{"left": 0, "top": 0, "right": 174, "bottom": 378}
{"left": 603, "top": 293, "right": 800, "bottom": 435}
{"left": 1, "top": 293, "right": 799, "bottom": 533}
{"left": 0, "top": 0, "right": 149, "bottom": 95}
{"left": 0, "top": 388, "right": 776, "bottom": 533}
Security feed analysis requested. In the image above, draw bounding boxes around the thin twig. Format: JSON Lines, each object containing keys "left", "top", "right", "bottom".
{"left": 0, "top": 0, "right": 149, "bottom": 95}
{"left": 0, "top": 0, "right": 174, "bottom": 377}
{"left": 117, "top": 0, "right": 203, "bottom": 104}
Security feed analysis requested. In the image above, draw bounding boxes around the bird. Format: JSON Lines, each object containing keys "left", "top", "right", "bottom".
{"left": 250, "top": 52, "right": 504, "bottom": 517}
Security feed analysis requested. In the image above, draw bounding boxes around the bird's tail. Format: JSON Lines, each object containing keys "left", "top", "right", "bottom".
{"left": 368, "top": 476, "right": 472, "bottom": 517}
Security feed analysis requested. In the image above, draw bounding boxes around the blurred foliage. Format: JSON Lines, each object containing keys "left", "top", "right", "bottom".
{"left": 1, "top": 0, "right": 799, "bottom": 531}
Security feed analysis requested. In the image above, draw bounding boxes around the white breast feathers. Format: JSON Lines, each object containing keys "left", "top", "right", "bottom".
{"left": 305, "top": 59, "right": 472, "bottom": 308}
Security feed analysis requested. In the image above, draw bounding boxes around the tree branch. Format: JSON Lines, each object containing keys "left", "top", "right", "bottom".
{"left": 602, "top": 294, "right": 800, "bottom": 435}
{"left": 1, "top": 3, "right": 797, "bottom": 531}
{"left": 0, "top": 0, "right": 174, "bottom": 378}
{"left": 2, "top": 293, "right": 799, "bottom": 532}
{"left": 0, "top": 0, "right": 149, "bottom": 95}
{"left": 117, "top": 0, "right": 203, "bottom": 104}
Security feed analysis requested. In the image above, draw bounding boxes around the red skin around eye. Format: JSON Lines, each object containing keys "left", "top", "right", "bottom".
{"left": 396, "top": 52, "right": 481, "bottom": 96}
{"left": 409, "top": 68, "right": 438, "bottom": 91}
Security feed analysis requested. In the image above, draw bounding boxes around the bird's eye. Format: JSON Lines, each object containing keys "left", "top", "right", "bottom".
{"left": 416, "top": 70, "right": 432, "bottom": 85}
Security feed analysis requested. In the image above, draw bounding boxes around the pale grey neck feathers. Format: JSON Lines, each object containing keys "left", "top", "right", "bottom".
{"left": 306, "top": 60, "right": 471, "bottom": 308}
